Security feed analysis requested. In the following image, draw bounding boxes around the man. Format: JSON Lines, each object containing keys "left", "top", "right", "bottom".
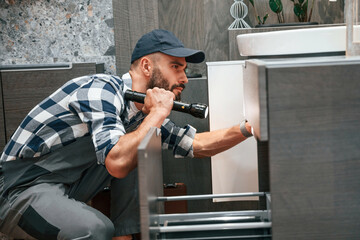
{"left": 0, "top": 29, "right": 253, "bottom": 240}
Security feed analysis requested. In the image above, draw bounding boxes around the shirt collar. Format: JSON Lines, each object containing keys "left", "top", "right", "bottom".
{"left": 121, "top": 72, "right": 141, "bottom": 120}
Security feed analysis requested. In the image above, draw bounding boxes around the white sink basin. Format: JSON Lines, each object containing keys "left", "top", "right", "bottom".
{"left": 237, "top": 26, "right": 347, "bottom": 56}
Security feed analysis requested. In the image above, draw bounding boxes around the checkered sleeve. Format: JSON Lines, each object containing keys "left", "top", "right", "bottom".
{"left": 161, "top": 119, "right": 196, "bottom": 158}
{"left": 68, "top": 75, "right": 126, "bottom": 165}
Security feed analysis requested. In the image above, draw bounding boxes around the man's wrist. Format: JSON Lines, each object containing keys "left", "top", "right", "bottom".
{"left": 240, "top": 119, "right": 253, "bottom": 138}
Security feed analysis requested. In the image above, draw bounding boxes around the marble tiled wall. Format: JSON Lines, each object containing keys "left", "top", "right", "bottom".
{"left": 0, "top": 0, "right": 116, "bottom": 74}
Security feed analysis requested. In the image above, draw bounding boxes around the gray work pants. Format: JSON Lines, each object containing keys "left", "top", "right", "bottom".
{"left": 0, "top": 136, "right": 139, "bottom": 240}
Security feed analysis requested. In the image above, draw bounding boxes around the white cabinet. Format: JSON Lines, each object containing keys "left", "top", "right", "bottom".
{"left": 207, "top": 61, "right": 258, "bottom": 201}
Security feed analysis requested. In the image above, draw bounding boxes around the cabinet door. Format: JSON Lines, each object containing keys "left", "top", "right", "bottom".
{"left": 207, "top": 61, "right": 259, "bottom": 202}
{"left": 2, "top": 63, "right": 98, "bottom": 141}
{"left": 266, "top": 62, "right": 360, "bottom": 239}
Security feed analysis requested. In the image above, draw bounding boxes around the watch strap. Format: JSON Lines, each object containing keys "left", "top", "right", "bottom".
{"left": 240, "top": 119, "right": 252, "bottom": 138}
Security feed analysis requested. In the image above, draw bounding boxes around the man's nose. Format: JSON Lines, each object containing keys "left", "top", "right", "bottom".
{"left": 180, "top": 71, "right": 188, "bottom": 84}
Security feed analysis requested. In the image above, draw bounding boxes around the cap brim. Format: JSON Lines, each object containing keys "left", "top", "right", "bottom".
{"left": 161, "top": 48, "right": 205, "bottom": 63}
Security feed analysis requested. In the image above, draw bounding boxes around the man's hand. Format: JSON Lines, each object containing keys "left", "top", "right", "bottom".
{"left": 105, "top": 88, "right": 175, "bottom": 178}
{"left": 142, "top": 87, "right": 175, "bottom": 118}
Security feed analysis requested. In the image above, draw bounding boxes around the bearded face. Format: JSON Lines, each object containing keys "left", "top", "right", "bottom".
{"left": 147, "top": 67, "right": 185, "bottom": 101}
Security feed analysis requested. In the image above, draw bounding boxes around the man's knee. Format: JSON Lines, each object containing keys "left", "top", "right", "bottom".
{"left": 92, "top": 218, "right": 115, "bottom": 240}
{"left": 69, "top": 215, "right": 115, "bottom": 240}
{"left": 13, "top": 211, "right": 115, "bottom": 240}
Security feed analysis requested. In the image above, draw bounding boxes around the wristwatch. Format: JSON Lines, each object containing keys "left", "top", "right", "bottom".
{"left": 240, "top": 119, "right": 253, "bottom": 138}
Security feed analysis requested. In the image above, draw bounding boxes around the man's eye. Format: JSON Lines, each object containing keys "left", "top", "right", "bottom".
{"left": 172, "top": 65, "right": 179, "bottom": 69}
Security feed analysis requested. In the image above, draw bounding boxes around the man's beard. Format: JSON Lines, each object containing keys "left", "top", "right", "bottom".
{"left": 147, "top": 67, "right": 185, "bottom": 101}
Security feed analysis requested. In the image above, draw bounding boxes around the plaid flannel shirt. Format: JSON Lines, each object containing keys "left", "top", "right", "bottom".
{"left": 0, "top": 74, "right": 196, "bottom": 164}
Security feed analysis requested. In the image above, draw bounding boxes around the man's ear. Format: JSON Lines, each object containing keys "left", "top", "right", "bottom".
{"left": 139, "top": 57, "right": 152, "bottom": 77}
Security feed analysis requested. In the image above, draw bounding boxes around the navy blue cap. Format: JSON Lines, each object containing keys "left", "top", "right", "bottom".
{"left": 131, "top": 29, "right": 205, "bottom": 64}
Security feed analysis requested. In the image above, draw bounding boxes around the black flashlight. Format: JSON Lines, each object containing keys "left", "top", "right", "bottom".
{"left": 124, "top": 90, "right": 208, "bottom": 119}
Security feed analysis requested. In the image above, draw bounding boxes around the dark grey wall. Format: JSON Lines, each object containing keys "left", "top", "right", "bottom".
{"left": 158, "top": 0, "right": 234, "bottom": 77}
{"left": 162, "top": 77, "right": 211, "bottom": 212}
{"left": 112, "top": 0, "right": 234, "bottom": 76}
{"left": 112, "top": 0, "right": 159, "bottom": 75}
